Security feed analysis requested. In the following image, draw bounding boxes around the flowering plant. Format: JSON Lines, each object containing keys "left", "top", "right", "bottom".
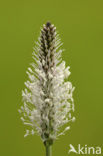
{"left": 19, "top": 22, "right": 75, "bottom": 156}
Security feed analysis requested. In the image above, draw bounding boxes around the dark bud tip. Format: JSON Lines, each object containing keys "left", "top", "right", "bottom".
{"left": 46, "top": 21, "right": 51, "bottom": 27}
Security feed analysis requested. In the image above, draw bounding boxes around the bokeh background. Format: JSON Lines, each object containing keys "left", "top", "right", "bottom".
{"left": 0, "top": 0, "right": 103, "bottom": 156}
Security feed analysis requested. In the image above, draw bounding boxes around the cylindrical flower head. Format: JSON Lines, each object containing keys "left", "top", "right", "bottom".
{"left": 19, "top": 22, "right": 75, "bottom": 146}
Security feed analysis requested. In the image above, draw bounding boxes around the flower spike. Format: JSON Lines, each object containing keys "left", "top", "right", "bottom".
{"left": 19, "top": 22, "right": 75, "bottom": 148}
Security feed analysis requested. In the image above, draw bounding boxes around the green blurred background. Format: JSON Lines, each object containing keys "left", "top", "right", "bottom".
{"left": 0, "top": 0, "right": 103, "bottom": 155}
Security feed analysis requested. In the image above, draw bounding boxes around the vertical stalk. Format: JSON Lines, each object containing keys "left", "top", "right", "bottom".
{"left": 45, "top": 145, "right": 52, "bottom": 156}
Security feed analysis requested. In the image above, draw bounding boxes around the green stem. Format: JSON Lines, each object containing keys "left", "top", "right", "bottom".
{"left": 45, "top": 145, "right": 52, "bottom": 156}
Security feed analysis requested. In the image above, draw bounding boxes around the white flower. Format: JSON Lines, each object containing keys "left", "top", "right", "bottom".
{"left": 19, "top": 22, "right": 75, "bottom": 145}
{"left": 24, "top": 130, "right": 29, "bottom": 137}
{"left": 64, "top": 66, "right": 71, "bottom": 78}
{"left": 45, "top": 99, "right": 50, "bottom": 104}
{"left": 31, "top": 129, "right": 35, "bottom": 135}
